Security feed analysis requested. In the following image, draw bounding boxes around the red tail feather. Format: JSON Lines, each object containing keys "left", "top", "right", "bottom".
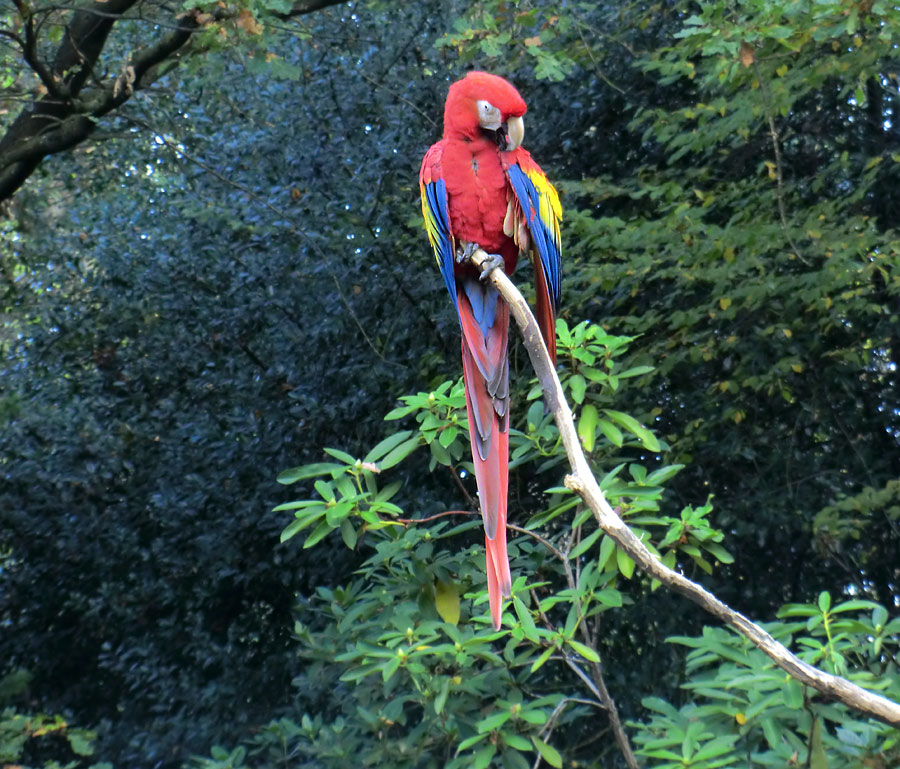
{"left": 458, "top": 289, "right": 511, "bottom": 630}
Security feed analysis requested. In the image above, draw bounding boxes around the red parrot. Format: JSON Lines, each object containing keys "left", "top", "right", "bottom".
{"left": 419, "top": 72, "right": 562, "bottom": 630}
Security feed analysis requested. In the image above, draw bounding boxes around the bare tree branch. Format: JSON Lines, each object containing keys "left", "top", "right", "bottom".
{"left": 469, "top": 247, "right": 900, "bottom": 729}
{"left": 0, "top": 0, "right": 350, "bottom": 201}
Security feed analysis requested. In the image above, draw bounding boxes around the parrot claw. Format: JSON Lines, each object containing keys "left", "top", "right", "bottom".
{"left": 456, "top": 241, "right": 480, "bottom": 265}
{"left": 478, "top": 252, "right": 505, "bottom": 281}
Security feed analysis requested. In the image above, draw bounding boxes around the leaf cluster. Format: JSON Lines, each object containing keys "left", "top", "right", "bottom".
{"left": 634, "top": 596, "right": 900, "bottom": 768}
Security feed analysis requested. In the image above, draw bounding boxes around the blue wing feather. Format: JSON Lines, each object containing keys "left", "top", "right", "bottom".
{"left": 505, "top": 163, "right": 562, "bottom": 310}
{"left": 422, "top": 176, "right": 457, "bottom": 309}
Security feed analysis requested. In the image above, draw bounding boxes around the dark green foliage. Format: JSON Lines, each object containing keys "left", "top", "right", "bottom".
{"left": 0, "top": 670, "right": 109, "bottom": 769}
{"left": 188, "top": 353, "right": 897, "bottom": 769}
{"left": 633, "top": 597, "right": 900, "bottom": 767}
{"left": 1, "top": 0, "right": 898, "bottom": 767}
{"left": 1, "top": 3, "right": 460, "bottom": 764}
{"left": 233, "top": 325, "right": 732, "bottom": 769}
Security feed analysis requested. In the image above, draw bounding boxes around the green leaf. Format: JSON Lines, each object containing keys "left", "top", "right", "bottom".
{"left": 429, "top": 439, "right": 452, "bottom": 466}
{"left": 597, "top": 418, "right": 624, "bottom": 447}
{"left": 435, "top": 579, "right": 461, "bottom": 625}
{"left": 276, "top": 462, "right": 345, "bottom": 484}
{"left": 519, "top": 708, "right": 548, "bottom": 725}
{"left": 566, "top": 638, "right": 600, "bottom": 662}
{"left": 458, "top": 734, "right": 488, "bottom": 752}
{"left": 809, "top": 717, "right": 828, "bottom": 769}
{"left": 603, "top": 409, "right": 660, "bottom": 451}
{"left": 569, "top": 527, "right": 603, "bottom": 559}
{"left": 385, "top": 404, "right": 417, "bottom": 420}
{"left": 645, "top": 464, "right": 685, "bottom": 485}
{"left": 703, "top": 542, "right": 734, "bottom": 564}
{"left": 502, "top": 733, "right": 532, "bottom": 752}
{"left": 760, "top": 717, "right": 781, "bottom": 751}
{"left": 513, "top": 596, "right": 539, "bottom": 641}
{"left": 526, "top": 400, "right": 545, "bottom": 431}
{"left": 313, "top": 480, "right": 334, "bottom": 501}
{"left": 831, "top": 599, "right": 879, "bottom": 613}
{"left": 303, "top": 519, "right": 333, "bottom": 549}
{"left": 473, "top": 744, "right": 496, "bottom": 769}
{"left": 67, "top": 731, "right": 95, "bottom": 757}
{"left": 616, "top": 548, "right": 635, "bottom": 579}
{"left": 594, "top": 588, "right": 623, "bottom": 607}
{"left": 379, "top": 436, "right": 420, "bottom": 469}
{"left": 439, "top": 425, "right": 459, "bottom": 448}
{"left": 364, "top": 430, "right": 415, "bottom": 463}
{"left": 598, "top": 534, "right": 616, "bottom": 569}
{"left": 477, "top": 710, "right": 512, "bottom": 732}
{"left": 530, "top": 645, "right": 554, "bottom": 673}
{"left": 577, "top": 404, "right": 599, "bottom": 452}
{"left": 618, "top": 364, "right": 655, "bottom": 379}
{"left": 569, "top": 374, "right": 586, "bottom": 403}
{"left": 280, "top": 511, "right": 319, "bottom": 543}
{"left": 781, "top": 678, "right": 803, "bottom": 709}
{"left": 531, "top": 736, "right": 563, "bottom": 768}
{"left": 434, "top": 677, "right": 450, "bottom": 715}
{"left": 340, "top": 518, "right": 357, "bottom": 549}
{"left": 324, "top": 447, "right": 357, "bottom": 465}
{"left": 778, "top": 603, "right": 820, "bottom": 618}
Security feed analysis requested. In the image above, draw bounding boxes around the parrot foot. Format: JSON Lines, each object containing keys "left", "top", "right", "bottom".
{"left": 456, "top": 241, "right": 480, "bottom": 265}
{"left": 477, "top": 252, "right": 505, "bottom": 281}
{"left": 457, "top": 242, "right": 504, "bottom": 280}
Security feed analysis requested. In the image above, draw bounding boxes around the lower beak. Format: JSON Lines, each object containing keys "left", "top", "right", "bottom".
{"left": 505, "top": 116, "right": 524, "bottom": 151}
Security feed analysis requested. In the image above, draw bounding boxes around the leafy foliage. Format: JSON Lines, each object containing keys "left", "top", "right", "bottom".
{"left": 259, "top": 325, "right": 738, "bottom": 768}
{"left": 634, "top": 596, "right": 900, "bottom": 768}
{"left": 189, "top": 325, "right": 897, "bottom": 769}
{"left": 0, "top": 671, "right": 109, "bottom": 769}
{"left": 1, "top": 0, "right": 897, "bottom": 766}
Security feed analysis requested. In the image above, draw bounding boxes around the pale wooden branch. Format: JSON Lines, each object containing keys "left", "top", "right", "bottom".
{"left": 469, "top": 248, "right": 900, "bottom": 728}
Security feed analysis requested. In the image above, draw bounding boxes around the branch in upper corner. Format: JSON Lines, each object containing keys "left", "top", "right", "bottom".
{"left": 468, "top": 247, "right": 900, "bottom": 728}
{"left": 0, "top": 0, "right": 350, "bottom": 202}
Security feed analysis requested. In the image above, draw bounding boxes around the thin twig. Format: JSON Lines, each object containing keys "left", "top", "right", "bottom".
{"left": 396, "top": 509, "right": 474, "bottom": 526}
{"left": 508, "top": 523, "right": 567, "bottom": 563}
{"left": 586, "top": 659, "right": 639, "bottom": 769}
{"left": 447, "top": 464, "right": 479, "bottom": 510}
{"left": 513, "top": 522, "right": 637, "bottom": 767}
{"left": 574, "top": 22, "right": 626, "bottom": 95}
{"left": 532, "top": 697, "right": 605, "bottom": 769}
{"left": 752, "top": 55, "right": 809, "bottom": 265}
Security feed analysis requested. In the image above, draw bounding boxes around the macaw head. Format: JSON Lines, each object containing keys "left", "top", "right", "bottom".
{"left": 443, "top": 71, "right": 527, "bottom": 151}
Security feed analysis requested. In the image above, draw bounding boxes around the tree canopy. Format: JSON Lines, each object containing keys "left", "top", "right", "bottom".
{"left": 1, "top": 0, "right": 898, "bottom": 767}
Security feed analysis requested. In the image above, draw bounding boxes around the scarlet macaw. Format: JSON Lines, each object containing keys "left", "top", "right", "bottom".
{"left": 419, "top": 72, "right": 562, "bottom": 629}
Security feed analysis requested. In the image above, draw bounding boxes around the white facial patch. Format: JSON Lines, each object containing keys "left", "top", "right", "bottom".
{"left": 477, "top": 100, "right": 502, "bottom": 131}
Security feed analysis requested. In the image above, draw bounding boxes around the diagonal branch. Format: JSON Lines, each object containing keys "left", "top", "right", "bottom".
{"left": 469, "top": 248, "right": 900, "bottom": 729}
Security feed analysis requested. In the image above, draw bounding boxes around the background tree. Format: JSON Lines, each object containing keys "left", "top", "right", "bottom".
{"left": 0, "top": 0, "right": 348, "bottom": 199}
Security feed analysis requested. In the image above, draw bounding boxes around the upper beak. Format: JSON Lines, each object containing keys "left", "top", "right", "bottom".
{"left": 505, "top": 115, "right": 524, "bottom": 151}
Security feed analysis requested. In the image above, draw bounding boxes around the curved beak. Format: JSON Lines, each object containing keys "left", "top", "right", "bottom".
{"left": 505, "top": 115, "right": 524, "bottom": 151}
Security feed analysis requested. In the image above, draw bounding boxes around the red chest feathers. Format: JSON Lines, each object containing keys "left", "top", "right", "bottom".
{"left": 442, "top": 139, "right": 511, "bottom": 254}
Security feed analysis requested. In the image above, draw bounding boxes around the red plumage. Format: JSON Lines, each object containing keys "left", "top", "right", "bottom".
{"left": 420, "top": 72, "right": 561, "bottom": 629}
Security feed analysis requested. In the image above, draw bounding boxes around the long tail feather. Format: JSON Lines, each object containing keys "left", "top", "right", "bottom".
{"left": 458, "top": 281, "right": 512, "bottom": 630}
